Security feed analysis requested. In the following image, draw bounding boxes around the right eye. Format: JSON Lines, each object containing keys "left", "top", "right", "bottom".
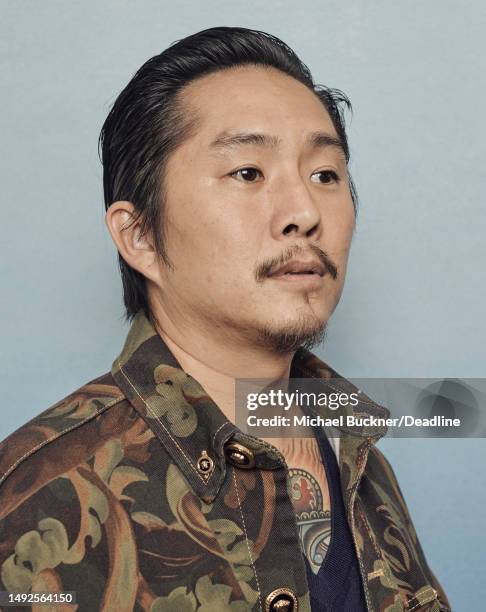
{"left": 229, "top": 167, "right": 264, "bottom": 183}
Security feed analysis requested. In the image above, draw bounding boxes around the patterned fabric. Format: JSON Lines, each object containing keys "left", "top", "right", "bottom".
{"left": 0, "top": 310, "right": 451, "bottom": 611}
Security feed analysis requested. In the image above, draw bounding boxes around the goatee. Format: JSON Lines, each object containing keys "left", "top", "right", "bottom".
{"left": 256, "top": 315, "right": 328, "bottom": 355}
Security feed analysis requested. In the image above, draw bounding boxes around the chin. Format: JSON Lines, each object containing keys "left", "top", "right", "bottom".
{"left": 255, "top": 312, "right": 328, "bottom": 355}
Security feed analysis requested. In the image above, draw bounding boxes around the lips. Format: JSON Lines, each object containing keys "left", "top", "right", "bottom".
{"left": 269, "top": 259, "right": 326, "bottom": 277}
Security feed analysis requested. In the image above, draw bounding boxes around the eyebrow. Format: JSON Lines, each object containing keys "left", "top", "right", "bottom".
{"left": 209, "top": 130, "right": 347, "bottom": 161}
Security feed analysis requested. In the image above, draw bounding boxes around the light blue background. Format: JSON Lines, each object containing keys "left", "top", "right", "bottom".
{"left": 1, "top": 2, "right": 484, "bottom": 609}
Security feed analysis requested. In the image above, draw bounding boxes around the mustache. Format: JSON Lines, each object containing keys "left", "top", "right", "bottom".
{"left": 256, "top": 244, "right": 338, "bottom": 281}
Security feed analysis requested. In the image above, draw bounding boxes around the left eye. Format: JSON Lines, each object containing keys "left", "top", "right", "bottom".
{"left": 230, "top": 167, "right": 263, "bottom": 182}
{"left": 311, "top": 170, "right": 340, "bottom": 184}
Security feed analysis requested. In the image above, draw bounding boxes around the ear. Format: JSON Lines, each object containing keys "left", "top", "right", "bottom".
{"left": 105, "top": 201, "right": 160, "bottom": 283}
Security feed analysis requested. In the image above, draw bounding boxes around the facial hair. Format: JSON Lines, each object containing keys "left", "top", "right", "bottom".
{"left": 255, "top": 311, "right": 328, "bottom": 355}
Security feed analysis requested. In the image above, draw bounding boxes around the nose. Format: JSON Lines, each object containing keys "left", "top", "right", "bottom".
{"left": 269, "top": 171, "right": 322, "bottom": 241}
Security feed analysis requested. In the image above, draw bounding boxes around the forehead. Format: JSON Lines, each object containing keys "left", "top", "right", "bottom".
{"left": 179, "top": 65, "right": 339, "bottom": 143}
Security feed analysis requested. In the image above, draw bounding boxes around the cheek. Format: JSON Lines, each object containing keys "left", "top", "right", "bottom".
{"left": 168, "top": 217, "right": 255, "bottom": 293}
{"left": 322, "top": 213, "right": 354, "bottom": 299}
{"left": 334, "top": 198, "right": 355, "bottom": 239}
{"left": 327, "top": 216, "right": 354, "bottom": 260}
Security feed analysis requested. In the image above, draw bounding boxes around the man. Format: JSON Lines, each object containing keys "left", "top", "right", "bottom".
{"left": 0, "top": 27, "right": 450, "bottom": 612}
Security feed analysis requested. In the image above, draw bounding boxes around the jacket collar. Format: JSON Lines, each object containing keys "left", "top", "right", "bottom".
{"left": 111, "top": 310, "right": 390, "bottom": 502}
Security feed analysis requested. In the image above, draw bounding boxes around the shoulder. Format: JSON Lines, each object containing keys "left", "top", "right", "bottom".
{"left": 0, "top": 372, "right": 155, "bottom": 598}
{"left": 0, "top": 370, "right": 129, "bottom": 512}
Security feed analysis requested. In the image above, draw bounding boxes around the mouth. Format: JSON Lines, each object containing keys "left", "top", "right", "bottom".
{"left": 268, "top": 259, "right": 326, "bottom": 278}
{"left": 277, "top": 271, "right": 322, "bottom": 278}
{"left": 280, "top": 271, "right": 322, "bottom": 276}
{"left": 267, "top": 269, "right": 326, "bottom": 288}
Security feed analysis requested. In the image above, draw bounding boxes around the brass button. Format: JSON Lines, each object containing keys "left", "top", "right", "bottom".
{"left": 196, "top": 450, "right": 214, "bottom": 480}
{"left": 264, "top": 588, "right": 298, "bottom": 612}
{"left": 224, "top": 441, "right": 255, "bottom": 469}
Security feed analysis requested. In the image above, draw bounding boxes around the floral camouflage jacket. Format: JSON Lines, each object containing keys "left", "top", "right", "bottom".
{"left": 0, "top": 310, "right": 451, "bottom": 612}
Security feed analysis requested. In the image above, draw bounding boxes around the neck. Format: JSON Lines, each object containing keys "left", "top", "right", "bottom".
{"left": 149, "top": 304, "right": 294, "bottom": 424}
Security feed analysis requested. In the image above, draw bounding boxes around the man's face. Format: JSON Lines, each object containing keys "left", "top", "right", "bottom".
{"left": 153, "top": 65, "right": 356, "bottom": 353}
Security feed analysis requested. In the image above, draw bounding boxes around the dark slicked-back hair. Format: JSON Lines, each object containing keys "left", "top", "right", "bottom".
{"left": 99, "top": 26, "right": 357, "bottom": 323}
